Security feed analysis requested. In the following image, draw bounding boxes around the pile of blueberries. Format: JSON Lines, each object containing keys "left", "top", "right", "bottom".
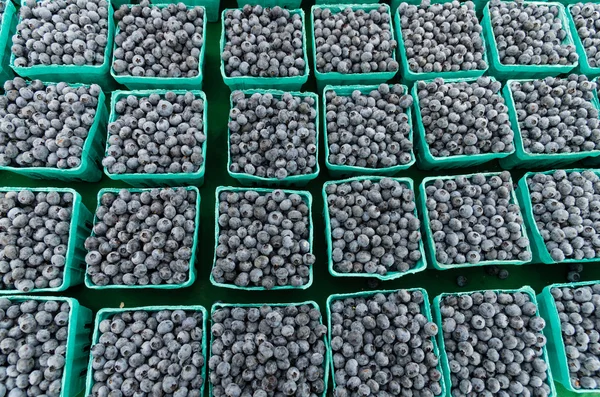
{"left": 330, "top": 290, "right": 443, "bottom": 396}
{"left": 209, "top": 303, "right": 328, "bottom": 397}
{"left": 89, "top": 309, "right": 205, "bottom": 397}
{"left": 85, "top": 187, "right": 197, "bottom": 287}
{"left": 103, "top": 92, "right": 206, "bottom": 176}
{"left": 571, "top": 3, "right": 600, "bottom": 68}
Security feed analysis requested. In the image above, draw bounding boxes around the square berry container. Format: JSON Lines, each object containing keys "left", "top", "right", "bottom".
{"left": 84, "top": 186, "right": 200, "bottom": 290}
{"left": 433, "top": 286, "right": 557, "bottom": 397}
{"left": 482, "top": 1, "right": 578, "bottom": 80}
{"left": 210, "top": 186, "right": 314, "bottom": 291}
{"left": 326, "top": 288, "right": 447, "bottom": 397}
{"left": 419, "top": 172, "right": 533, "bottom": 270}
{"left": 104, "top": 89, "right": 208, "bottom": 187}
{"left": 110, "top": 4, "right": 206, "bottom": 90}
{"left": 0, "top": 187, "right": 93, "bottom": 294}
{"left": 322, "top": 176, "right": 427, "bottom": 280}
{"left": 226, "top": 89, "right": 320, "bottom": 187}
{"left": 0, "top": 0, "right": 17, "bottom": 84}
{"left": 310, "top": 4, "right": 398, "bottom": 92}
{"left": 220, "top": 8, "right": 309, "bottom": 91}
{"left": 566, "top": 4, "right": 600, "bottom": 77}
{"left": 412, "top": 77, "right": 515, "bottom": 170}
{"left": 0, "top": 81, "right": 108, "bottom": 182}
{"left": 322, "top": 84, "right": 416, "bottom": 178}
{"left": 85, "top": 305, "right": 208, "bottom": 397}
{"left": 499, "top": 79, "right": 600, "bottom": 169}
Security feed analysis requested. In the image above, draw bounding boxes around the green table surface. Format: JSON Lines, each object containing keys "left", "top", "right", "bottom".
{"left": 4, "top": 1, "right": 600, "bottom": 395}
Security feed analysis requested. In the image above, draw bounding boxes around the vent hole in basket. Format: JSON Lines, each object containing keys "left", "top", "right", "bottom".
{"left": 80, "top": 368, "right": 88, "bottom": 377}
{"left": 85, "top": 220, "right": 93, "bottom": 229}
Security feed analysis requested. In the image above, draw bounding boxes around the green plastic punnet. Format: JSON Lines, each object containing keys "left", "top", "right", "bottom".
{"left": 567, "top": 4, "right": 600, "bottom": 77}
{"left": 412, "top": 77, "right": 515, "bottom": 170}
{"left": 236, "top": 0, "right": 301, "bottom": 8}
{"left": 84, "top": 186, "right": 201, "bottom": 289}
{"left": 85, "top": 305, "right": 208, "bottom": 397}
{"left": 0, "top": 0, "right": 17, "bottom": 85}
{"left": 482, "top": 1, "right": 578, "bottom": 80}
{"left": 227, "top": 89, "right": 320, "bottom": 187}
{"left": 210, "top": 186, "right": 314, "bottom": 290}
{"left": 104, "top": 90, "right": 208, "bottom": 187}
{"left": 310, "top": 4, "right": 398, "bottom": 92}
{"left": 110, "top": 4, "right": 206, "bottom": 90}
{"left": 220, "top": 8, "right": 309, "bottom": 91}
{"left": 500, "top": 80, "right": 600, "bottom": 169}
{"left": 327, "top": 288, "right": 446, "bottom": 396}
{"left": 433, "top": 286, "right": 557, "bottom": 397}
{"left": 0, "top": 82, "right": 108, "bottom": 182}
{"left": 323, "top": 84, "right": 415, "bottom": 177}
{"left": 323, "top": 176, "right": 427, "bottom": 280}
{"left": 419, "top": 172, "right": 533, "bottom": 270}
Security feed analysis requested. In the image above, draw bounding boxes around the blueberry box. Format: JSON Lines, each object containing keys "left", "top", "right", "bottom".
{"left": 322, "top": 176, "right": 427, "bottom": 280}
{"left": 322, "top": 84, "right": 415, "bottom": 177}
{"left": 0, "top": 0, "right": 17, "bottom": 84}
{"left": 419, "top": 172, "right": 533, "bottom": 270}
{"left": 104, "top": 90, "right": 208, "bottom": 187}
{"left": 84, "top": 186, "right": 200, "bottom": 290}
{"left": 210, "top": 186, "right": 314, "bottom": 291}
{"left": 566, "top": 4, "right": 600, "bottom": 77}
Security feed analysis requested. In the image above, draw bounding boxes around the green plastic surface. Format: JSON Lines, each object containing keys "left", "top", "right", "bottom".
{"left": 226, "top": 89, "right": 320, "bottom": 186}
{"left": 322, "top": 176, "right": 427, "bottom": 280}
{"left": 419, "top": 171, "right": 533, "bottom": 270}
{"left": 210, "top": 186, "right": 314, "bottom": 290}
{"left": 84, "top": 186, "right": 201, "bottom": 289}
{"left": 412, "top": 77, "right": 515, "bottom": 170}
{"left": 322, "top": 84, "right": 415, "bottom": 177}
{"left": 566, "top": 4, "right": 600, "bottom": 77}
{"left": 220, "top": 8, "right": 309, "bottom": 91}
{"left": 326, "top": 288, "right": 447, "bottom": 397}
{"left": 0, "top": 0, "right": 16, "bottom": 84}
{"left": 104, "top": 90, "right": 208, "bottom": 187}
{"left": 310, "top": 4, "right": 398, "bottom": 92}
{"left": 482, "top": 1, "right": 578, "bottom": 80}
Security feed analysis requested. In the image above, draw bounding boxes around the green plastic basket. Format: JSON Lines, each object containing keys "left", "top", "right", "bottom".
{"left": 419, "top": 172, "right": 533, "bottom": 270}
{"left": 210, "top": 186, "right": 314, "bottom": 290}
{"left": 4, "top": 295, "right": 93, "bottom": 397}
{"left": 84, "top": 186, "right": 200, "bottom": 289}
{"left": 0, "top": 82, "right": 108, "bottom": 182}
{"left": 110, "top": 4, "right": 206, "bottom": 90}
{"left": 412, "top": 77, "right": 515, "bottom": 170}
{"left": 499, "top": 79, "right": 600, "bottom": 169}
{"left": 85, "top": 305, "right": 208, "bottom": 397}
{"left": 323, "top": 176, "right": 428, "bottom": 280}
{"left": 227, "top": 89, "right": 320, "bottom": 187}
{"left": 310, "top": 4, "right": 398, "bottom": 92}
{"left": 104, "top": 90, "right": 208, "bottom": 187}
{"left": 327, "top": 288, "right": 447, "bottom": 397}
{"left": 10, "top": 0, "right": 116, "bottom": 91}
{"left": 433, "top": 286, "right": 557, "bottom": 397}
{"left": 482, "top": 1, "right": 578, "bottom": 80}
{"left": 0, "top": 0, "right": 17, "bottom": 85}
{"left": 236, "top": 0, "right": 301, "bottom": 8}
{"left": 322, "top": 84, "right": 415, "bottom": 177}
{"left": 220, "top": 8, "right": 309, "bottom": 91}
{"left": 567, "top": 4, "right": 600, "bottom": 77}
{"left": 209, "top": 301, "right": 330, "bottom": 397}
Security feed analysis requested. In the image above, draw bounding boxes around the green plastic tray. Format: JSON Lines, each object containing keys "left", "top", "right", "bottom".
{"left": 419, "top": 172, "right": 533, "bottom": 270}
{"left": 220, "top": 8, "right": 309, "bottom": 91}
{"left": 310, "top": 4, "right": 398, "bottom": 92}
{"left": 236, "top": 0, "right": 301, "bottom": 8}
{"left": 5, "top": 295, "right": 93, "bottom": 397}
{"left": 0, "top": 187, "right": 93, "bottom": 294}
{"left": 210, "top": 186, "right": 314, "bottom": 290}
{"left": 209, "top": 301, "right": 330, "bottom": 397}
{"left": 567, "top": 4, "right": 600, "bottom": 77}
{"left": 84, "top": 186, "right": 201, "bottom": 289}
{"left": 0, "top": 0, "right": 16, "bottom": 85}
{"left": 227, "top": 89, "right": 320, "bottom": 187}
{"left": 85, "top": 305, "right": 208, "bottom": 397}
{"left": 10, "top": 0, "right": 116, "bottom": 92}
{"left": 500, "top": 79, "right": 600, "bottom": 169}
{"left": 412, "top": 77, "right": 515, "bottom": 170}
{"left": 433, "top": 286, "right": 557, "bottom": 397}
{"left": 327, "top": 288, "right": 447, "bottom": 397}
{"left": 104, "top": 89, "right": 208, "bottom": 187}
{"left": 110, "top": 4, "right": 206, "bottom": 90}
{"left": 482, "top": 1, "right": 578, "bottom": 80}
{"left": 0, "top": 82, "right": 108, "bottom": 182}
{"left": 322, "top": 176, "right": 427, "bottom": 280}
{"left": 322, "top": 84, "right": 415, "bottom": 177}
